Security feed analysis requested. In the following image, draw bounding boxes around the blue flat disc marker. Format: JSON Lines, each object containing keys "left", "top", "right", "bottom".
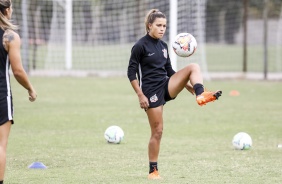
{"left": 28, "top": 162, "right": 47, "bottom": 169}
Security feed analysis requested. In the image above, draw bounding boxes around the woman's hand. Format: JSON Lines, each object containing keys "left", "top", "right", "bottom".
{"left": 28, "top": 89, "right": 37, "bottom": 102}
{"left": 130, "top": 80, "right": 149, "bottom": 110}
{"left": 138, "top": 94, "right": 149, "bottom": 110}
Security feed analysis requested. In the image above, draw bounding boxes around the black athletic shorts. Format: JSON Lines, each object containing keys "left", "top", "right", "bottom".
{"left": 145, "top": 77, "right": 175, "bottom": 109}
{"left": 0, "top": 96, "right": 14, "bottom": 126}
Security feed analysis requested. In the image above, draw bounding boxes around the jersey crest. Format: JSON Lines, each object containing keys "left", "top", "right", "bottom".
{"left": 162, "top": 49, "right": 167, "bottom": 59}
{"left": 150, "top": 94, "right": 158, "bottom": 103}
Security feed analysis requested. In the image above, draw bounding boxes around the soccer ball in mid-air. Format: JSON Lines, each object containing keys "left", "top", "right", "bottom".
{"left": 172, "top": 32, "right": 197, "bottom": 57}
{"left": 232, "top": 132, "right": 252, "bottom": 150}
{"left": 104, "top": 125, "right": 124, "bottom": 144}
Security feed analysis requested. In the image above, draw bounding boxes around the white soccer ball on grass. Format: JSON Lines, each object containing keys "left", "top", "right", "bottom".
{"left": 232, "top": 132, "right": 252, "bottom": 150}
{"left": 104, "top": 125, "right": 124, "bottom": 144}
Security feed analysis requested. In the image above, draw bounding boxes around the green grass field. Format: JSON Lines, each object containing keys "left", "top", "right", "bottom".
{"left": 6, "top": 77, "right": 282, "bottom": 184}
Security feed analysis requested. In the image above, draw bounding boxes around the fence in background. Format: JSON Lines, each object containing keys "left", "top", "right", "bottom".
{"left": 12, "top": 0, "right": 282, "bottom": 79}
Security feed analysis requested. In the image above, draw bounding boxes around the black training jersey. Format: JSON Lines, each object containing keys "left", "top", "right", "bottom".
{"left": 127, "top": 34, "right": 175, "bottom": 95}
{"left": 0, "top": 29, "right": 11, "bottom": 97}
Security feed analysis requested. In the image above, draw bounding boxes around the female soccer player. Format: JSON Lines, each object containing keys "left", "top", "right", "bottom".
{"left": 0, "top": 1, "right": 37, "bottom": 183}
{"left": 127, "top": 9, "right": 221, "bottom": 179}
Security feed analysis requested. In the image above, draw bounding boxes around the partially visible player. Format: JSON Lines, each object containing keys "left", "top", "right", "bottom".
{"left": 127, "top": 9, "right": 222, "bottom": 179}
{"left": 0, "top": 1, "right": 37, "bottom": 183}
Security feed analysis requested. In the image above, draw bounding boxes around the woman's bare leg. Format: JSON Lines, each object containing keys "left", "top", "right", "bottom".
{"left": 168, "top": 63, "right": 203, "bottom": 98}
{"left": 168, "top": 63, "right": 222, "bottom": 105}
{"left": 0, "top": 121, "right": 12, "bottom": 181}
{"left": 146, "top": 106, "right": 163, "bottom": 162}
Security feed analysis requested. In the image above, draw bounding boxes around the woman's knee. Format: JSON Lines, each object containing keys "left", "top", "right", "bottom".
{"left": 186, "top": 63, "right": 200, "bottom": 71}
{"left": 0, "top": 140, "right": 8, "bottom": 150}
{"left": 152, "top": 126, "right": 163, "bottom": 140}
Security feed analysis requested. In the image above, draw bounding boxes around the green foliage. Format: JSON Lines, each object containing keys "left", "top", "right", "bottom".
{"left": 6, "top": 77, "right": 282, "bottom": 183}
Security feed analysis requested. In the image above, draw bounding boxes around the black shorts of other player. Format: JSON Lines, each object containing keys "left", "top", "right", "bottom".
{"left": 0, "top": 96, "right": 14, "bottom": 126}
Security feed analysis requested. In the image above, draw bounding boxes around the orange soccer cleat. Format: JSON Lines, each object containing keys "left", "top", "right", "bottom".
{"left": 148, "top": 168, "right": 161, "bottom": 180}
{"left": 196, "top": 90, "right": 222, "bottom": 106}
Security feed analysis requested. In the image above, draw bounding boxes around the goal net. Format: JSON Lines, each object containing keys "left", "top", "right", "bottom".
{"left": 11, "top": 0, "right": 282, "bottom": 78}
{"left": 10, "top": 0, "right": 207, "bottom": 77}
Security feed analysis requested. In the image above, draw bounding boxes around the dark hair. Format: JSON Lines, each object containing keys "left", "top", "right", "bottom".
{"left": 145, "top": 9, "right": 166, "bottom": 33}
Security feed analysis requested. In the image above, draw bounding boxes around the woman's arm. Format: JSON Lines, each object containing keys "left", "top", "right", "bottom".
{"left": 128, "top": 43, "right": 149, "bottom": 109}
{"left": 4, "top": 29, "right": 37, "bottom": 101}
{"left": 164, "top": 45, "right": 176, "bottom": 77}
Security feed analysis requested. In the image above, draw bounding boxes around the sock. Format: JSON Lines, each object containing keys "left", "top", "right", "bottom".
{"left": 193, "top": 83, "right": 204, "bottom": 96}
{"left": 0, "top": 180, "right": 3, "bottom": 184}
{"left": 149, "top": 162, "right": 158, "bottom": 173}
